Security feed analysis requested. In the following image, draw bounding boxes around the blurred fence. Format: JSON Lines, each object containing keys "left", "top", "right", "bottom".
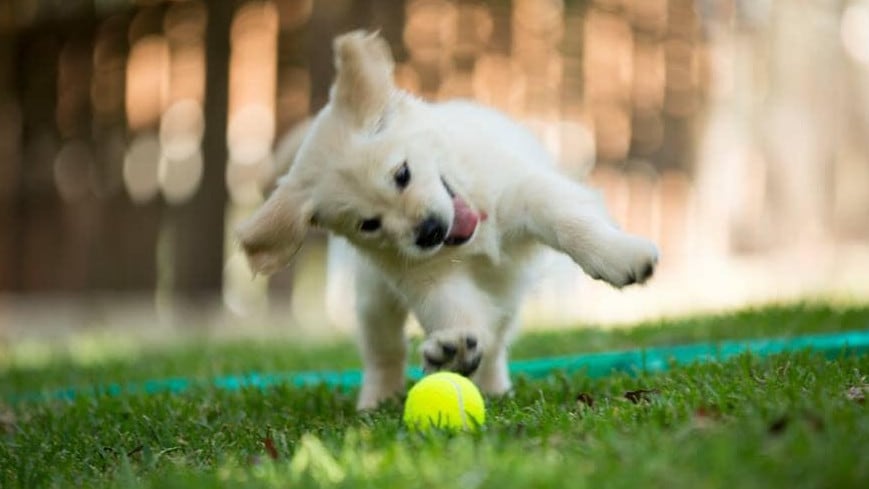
{"left": 1, "top": 0, "right": 869, "bottom": 332}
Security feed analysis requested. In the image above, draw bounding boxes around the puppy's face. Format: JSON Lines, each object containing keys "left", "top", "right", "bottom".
{"left": 308, "top": 122, "right": 469, "bottom": 258}
{"left": 237, "top": 31, "right": 481, "bottom": 274}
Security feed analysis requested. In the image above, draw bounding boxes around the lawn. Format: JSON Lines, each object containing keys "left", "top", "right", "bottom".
{"left": 1, "top": 303, "right": 868, "bottom": 488}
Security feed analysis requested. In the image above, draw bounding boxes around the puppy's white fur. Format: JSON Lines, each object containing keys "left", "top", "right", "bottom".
{"left": 237, "top": 31, "right": 659, "bottom": 410}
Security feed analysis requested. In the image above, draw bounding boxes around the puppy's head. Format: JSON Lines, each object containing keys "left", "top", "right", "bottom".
{"left": 237, "top": 30, "right": 481, "bottom": 275}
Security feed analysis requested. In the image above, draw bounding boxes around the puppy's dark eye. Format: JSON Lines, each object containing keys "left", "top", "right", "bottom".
{"left": 359, "top": 217, "right": 382, "bottom": 233}
{"left": 393, "top": 161, "right": 411, "bottom": 190}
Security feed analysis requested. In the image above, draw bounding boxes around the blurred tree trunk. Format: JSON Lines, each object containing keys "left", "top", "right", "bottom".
{"left": 15, "top": 33, "right": 65, "bottom": 291}
{"left": 170, "top": 0, "right": 232, "bottom": 300}
{"left": 0, "top": 35, "right": 19, "bottom": 290}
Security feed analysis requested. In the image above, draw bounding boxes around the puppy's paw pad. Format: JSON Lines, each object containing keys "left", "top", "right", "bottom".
{"left": 422, "top": 331, "right": 485, "bottom": 377}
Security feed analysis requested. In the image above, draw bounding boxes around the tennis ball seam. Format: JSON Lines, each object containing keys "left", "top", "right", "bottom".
{"left": 445, "top": 377, "right": 469, "bottom": 429}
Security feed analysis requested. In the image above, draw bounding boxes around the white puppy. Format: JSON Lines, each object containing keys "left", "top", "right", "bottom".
{"left": 236, "top": 31, "right": 659, "bottom": 410}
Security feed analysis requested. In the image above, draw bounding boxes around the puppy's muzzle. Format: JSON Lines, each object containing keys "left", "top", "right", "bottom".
{"left": 415, "top": 216, "right": 448, "bottom": 249}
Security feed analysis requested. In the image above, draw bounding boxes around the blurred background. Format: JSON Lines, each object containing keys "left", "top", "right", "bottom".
{"left": 1, "top": 0, "right": 869, "bottom": 344}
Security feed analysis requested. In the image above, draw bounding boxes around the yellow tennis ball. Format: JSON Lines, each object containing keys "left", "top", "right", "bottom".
{"left": 403, "top": 372, "right": 486, "bottom": 432}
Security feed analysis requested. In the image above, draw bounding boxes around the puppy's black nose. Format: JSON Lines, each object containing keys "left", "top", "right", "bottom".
{"left": 415, "top": 216, "right": 447, "bottom": 248}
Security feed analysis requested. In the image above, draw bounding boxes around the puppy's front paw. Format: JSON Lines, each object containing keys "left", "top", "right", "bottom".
{"left": 421, "top": 329, "right": 486, "bottom": 377}
{"left": 585, "top": 232, "right": 659, "bottom": 288}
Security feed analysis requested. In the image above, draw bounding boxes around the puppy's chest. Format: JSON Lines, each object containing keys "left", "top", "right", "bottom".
{"left": 377, "top": 240, "right": 544, "bottom": 298}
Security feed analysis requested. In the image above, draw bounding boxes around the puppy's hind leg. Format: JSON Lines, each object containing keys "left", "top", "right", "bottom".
{"left": 514, "top": 172, "right": 659, "bottom": 288}
{"left": 355, "top": 260, "right": 409, "bottom": 410}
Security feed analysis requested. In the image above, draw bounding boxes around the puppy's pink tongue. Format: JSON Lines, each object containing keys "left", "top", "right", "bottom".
{"left": 448, "top": 196, "right": 479, "bottom": 241}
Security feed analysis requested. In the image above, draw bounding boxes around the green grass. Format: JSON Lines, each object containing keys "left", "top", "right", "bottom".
{"left": 1, "top": 303, "right": 868, "bottom": 488}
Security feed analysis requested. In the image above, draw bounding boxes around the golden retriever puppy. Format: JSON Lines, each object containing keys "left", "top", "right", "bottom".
{"left": 237, "top": 31, "right": 658, "bottom": 409}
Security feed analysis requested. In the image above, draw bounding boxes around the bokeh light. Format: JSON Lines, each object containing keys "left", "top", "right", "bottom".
{"left": 158, "top": 150, "right": 203, "bottom": 204}
{"left": 54, "top": 140, "right": 94, "bottom": 202}
{"left": 226, "top": 155, "right": 273, "bottom": 206}
{"left": 276, "top": 0, "right": 313, "bottom": 31}
{"left": 841, "top": 1, "right": 869, "bottom": 64}
{"left": 228, "top": 1, "right": 278, "bottom": 166}
{"left": 123, "top": 132, "right": 161, "bottom": 203}
{"left": 159, "top": 99, "right": 204, "bottom": 161}
{"left": 228, "top": 104, "right": 275, "bottom": 166}
{"left": 126, "top": 34, "right": 170, "bottom": 131}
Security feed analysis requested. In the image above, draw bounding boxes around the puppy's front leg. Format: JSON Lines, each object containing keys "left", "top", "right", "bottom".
{"left": 411, "top": 275, "right": 505, "bottom": 392}
{"left": 471, "top": 315, "right": 516, "bottom": 395}
{"left": 355, "top": 262, "right": 409, "bottom": 410}
{"left": 515, "top": 172, "right": 659, "bottom": 288}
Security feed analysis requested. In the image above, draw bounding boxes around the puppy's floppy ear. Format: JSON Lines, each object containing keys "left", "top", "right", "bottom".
{"left": 330, "top": 30, "right": 396, "bottom": 129}
{"left": 235, "top": 178, "right": 313, "bottom": 276}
